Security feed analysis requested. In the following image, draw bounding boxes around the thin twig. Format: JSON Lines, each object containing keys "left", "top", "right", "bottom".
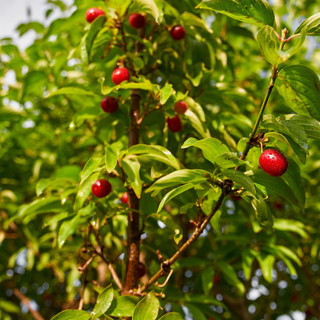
{"left": 13, "top": 289, "right": 44, "bottom": 320}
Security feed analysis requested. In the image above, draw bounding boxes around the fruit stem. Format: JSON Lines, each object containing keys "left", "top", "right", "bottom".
{"left": 240, "top": 65, "right": 278, "bottom": 160}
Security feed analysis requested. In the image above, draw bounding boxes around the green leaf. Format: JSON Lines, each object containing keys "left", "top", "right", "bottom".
{"left": 213, "top": 152, "right": 249, "bottom": 169}
{"left": 196, "top": 0, "right": 275, "bottom": 27}
{"left": 257, "top": 26, "right": 305, "bottom": 65}
{"left": 74, "top": 172, "right": 100, "bottom": 211}
{"left": 276, "top": 65, "right": 320, "bottom": 121}
{"left": 201, "top": 268, "right": 214, "bottom": 295}
{"left": 219, "top": 169, "right": 256, "bottom": 195}
{"left": 294, "top": 12, "right": 320, "bottom": 36}
{"left": 85, "top": 15, "right": 106, "bottom": 63}
{"left": 91, "top": 285, "right": 114, "bottom": 318}
{"left": 81, "top": 157, "right": 103, "bottom": 183}
{"left": 256, "top": 252, "right": 275, "bottom": 282}
{"left": 58, "top": 214, "right": 83, "bottom": 248}
{"left": 217, "top": 261, "right": 245, "bottom": 294}
{"left": 146, "top": 169, "right": 210, "bottom": 196}
{"left": 157, "top": 183, "right": 195, "bottom": 213}
{"left": 121, "top": 157, "right": 142, "bottom": 198}
{"left": 242, "top": 248, "right": 257, "bottom": 280}
{"left": 181, "top": 12, "right": 213, "bottom": 33}
{"left": 250, "top": 195, "right": 274, "bottom": 228}
{"left": 132, "top": 291, "right": 160, "bottom": 320}
{"left": 46, "top": 87, "right": 99, "bottom": 98}
{"left": 127, "top": 144, "right": 180, "bottom": 170}
{"left": 160, "top": 84, "right": 174, "bottom": 105}
{"left": 158, "top": 313, "right": 184, "bottom": 320}
{"left": 130, "top": 0, "right": 159, "bottom": 23}
{"left": 101, "top": 79, "right": 155, "bottom": 95}
{"left": 184, "top": 109, "right": 210, "bottom": 138}
{"left": 51, "top": 310, "right": 91, "bottom": 320}
{"left": 182, "top": 137, "right": 230, "bottom": 165}
{"left": 184, "top": 304, "right": 206, "bottom": 320}
{"left": 108, "top": 296, "right": 139, "bottom": 317}
{"left": 273, "top": 219, "right": 308, "bottom": 239}
{"left": 107, "top": 0, "right": 131, "bottom": 16}
{"left": 0, "top": 299, "right": 20, "bottom": 313}
{"left": 105, "top": 145, "right": 118, "bottom": 173}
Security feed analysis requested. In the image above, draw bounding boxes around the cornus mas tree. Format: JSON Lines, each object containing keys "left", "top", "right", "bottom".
{"left": 1, "top": 0, "right": 320, "bottom": 319}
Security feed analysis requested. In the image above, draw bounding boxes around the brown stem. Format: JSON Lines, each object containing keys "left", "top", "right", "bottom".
{"left": 140, "top": 191, "right": 225, "bottom": 293}
{"left": 122, "top": 89, "right": 141, "bottom": 295}
{"left": 13, "top": 289, "right": 44, "bottom": 320}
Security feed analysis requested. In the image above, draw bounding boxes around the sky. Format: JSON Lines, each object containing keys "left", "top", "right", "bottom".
{"left": 0, "top": 0, "right": 72, "bottom": 48}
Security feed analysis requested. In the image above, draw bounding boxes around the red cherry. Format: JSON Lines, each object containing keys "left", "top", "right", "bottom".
{"left": 121, "top": 192, "right": 128, "bottom": 204}
{"left": 101, "top": 96, "right": 118, "bottom": 113}
{"left": 167, "top": 115, "right": 182, "bottom": 132}
{"left": 91, "top": 179, "right": 112, "bottom": 198}
{"left": 259, "top": 149, "right": 288, "bottom": 177}
{"left": 231, "top": 194, "right": 242, "bottom": 201}
{"left": 129, "top": 13, "right": 146, "bottom": 29}
{"left": 85, "top": 8, "right": 105, "bottom": 23}
{"left": 138, "top": 262, "right": 146, "bottom": 278}
{"left": 174, "top": 101, "right": 188, "bottom": 114}
{"left": 273, "top": 202, "right": 283, "bottom": 210}
{"left": 213, "top": 275, "right": 221, "bottom": 284}
{"left": 111, "top": 67, "right": 130, "bottom": 85}
{"left": 170, "top": 25, "right": 186, "bottom": 41}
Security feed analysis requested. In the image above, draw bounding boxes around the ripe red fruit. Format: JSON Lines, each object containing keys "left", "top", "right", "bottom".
{"left": 129, "top": 13, "right": 146, "bottom": 29}
{"left": 85, "top": 8, "right": 105, "bottom": 23}
{"left": 111, "top": 67, "right": 130, "bottom": 85}
{"left": 138, "top": 262, "right": 146, "bottom": 278}
{"left": 91, "top": 179, "right": 112, "bottom": 198}
{"left": 121, "top": 192, "right": 128, "bottom": 204}
{"left": 101, "top": 96, "right": 118, "bottom": 113}
{"left": 259, "top": 149, "right": 288, "bottom": 177}
{"left": 167, "top": 115, "right": 182, "bottom": 132}
{"left": 174, "top": 101, "right": 188, "bottom": 114}
{"left": 170, "top": 25, "right": 186, "bottom": 41}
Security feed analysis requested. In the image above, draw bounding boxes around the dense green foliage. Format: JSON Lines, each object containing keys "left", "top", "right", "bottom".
{"left": 1, "top": 0, "right": 320, "bottom": 319}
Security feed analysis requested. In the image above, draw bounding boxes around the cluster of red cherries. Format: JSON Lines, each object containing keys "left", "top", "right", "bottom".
{"left": 86, "top": 7, "right": 289, "bottom": 200}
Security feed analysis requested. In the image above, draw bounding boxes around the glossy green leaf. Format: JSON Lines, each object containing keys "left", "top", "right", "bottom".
{"left": 74, "top": 172, "right": 100, "bottom": 211}
{"left": 181, "top": 12, "right": 213, "bottom": 33}
{"left": 108, "top": 296, "right": 139, "bottom": 317}
{"left": 121, "top": 157, "right": 142, "bottom": 198}
{"left": 105, "top": 145, "right": 118, "bottom": 173}
{"left": 256, "top": 252, "right": 275, "bottom": 282}
{"left": 157, "top": 183, "right": 195, "bottom": 213}
{"left": 242, "top": 248, "right": 257, "bottom": 280}
{"left": 46, "top": 87, "right": 99, "bottom": 98}
{"left": 214, "top": 152, "right": 249, "bottom": 169}
{"left": 294, "top": 12, "right": 320, "bottom": 36}
{"left": 273, "top": 219, "right": 308, "bottom": 239}
{"left": 127, "top": 144, "right": 180, "bottom": 170}
{"left": 184, "top": 109, "right": 210, "bottom": 138}
{"left": 251, "top": 195, "right": 274, "bottom": 228}
{"left": 51, "top": 310, "right": 91, "bottom": 320}
{"left": 197, "top": 0, "right": 275, "bottom": 27}
{"left": 276, "top": 65, "right": 320, "bottom": 121}
{"left": 146, "top": 169, "right": 210, "bottom": 196}
{"left": 182, "top": 137, "right": 230, "bottom": 165}
{"left": 101, "top": 79, "right": 155, "bottom": 95}
{"left": 219, "top": 169, "right": 256, "bottom": 195}
{"left": 132, "top": 291, "right": 160, "bottom": 320}
{"left": 217, "top": 261, "right": 245, "bottom": 294}
{"left": 257, "top": 26, "right": 305, "bottom": 65}
{"left": 201, "top": 268, "right": 215, "bottom": 295}
{"left": 160, "top": 84, "right": 174, "bottom": 105}
{"left": 91, "top": 285, "right": 114, "bottom": 318}
{"left": 80, "top": 157, "right": 103, "bottom": 183}
{"left": 107, "top": 0, "right": 131, "bottom": 16}
{"left": 158, "top": 313, "right": 184, "bottom": 320}
{"left": 58, "top": 214, "right": 83, "bottom": 248}
{"left": 131, "top": 0, "right": 159, "bottom": 22}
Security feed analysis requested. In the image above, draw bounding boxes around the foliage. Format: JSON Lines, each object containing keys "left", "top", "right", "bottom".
{"left": 1, "top": 0, "right": 320, "bottom": 319}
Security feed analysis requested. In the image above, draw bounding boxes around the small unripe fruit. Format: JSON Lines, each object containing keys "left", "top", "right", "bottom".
{"left": 85, "top": 8, "right": 106, "bottom": 23}
{"left": 138, "top": 262, "right": 146, "bottom": 278}
{"left": 174, "top": 101, "right": 188, "bottom": 114}
{"left": 167, "top": 115, "right": 182, "bottom": 132}
{"left": 121, "top": 192, "right": 128, "bottom": 204}
{"left": 170, "top": 25, "right": 186, "bottom": 41}
{"left": 129, "top": 13, "right": 146, "bottom": 29}
{"left": 91, "top": 179, "right": 112, "bottom": 198}
{"left": 101, "top": 96, "right": 118, "bottom": 113}
{"left": 259, "top": 149, "right": 288, "bottom": 177}
{"left": 111, "top": 67, "right": 130, "bottom": 85}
